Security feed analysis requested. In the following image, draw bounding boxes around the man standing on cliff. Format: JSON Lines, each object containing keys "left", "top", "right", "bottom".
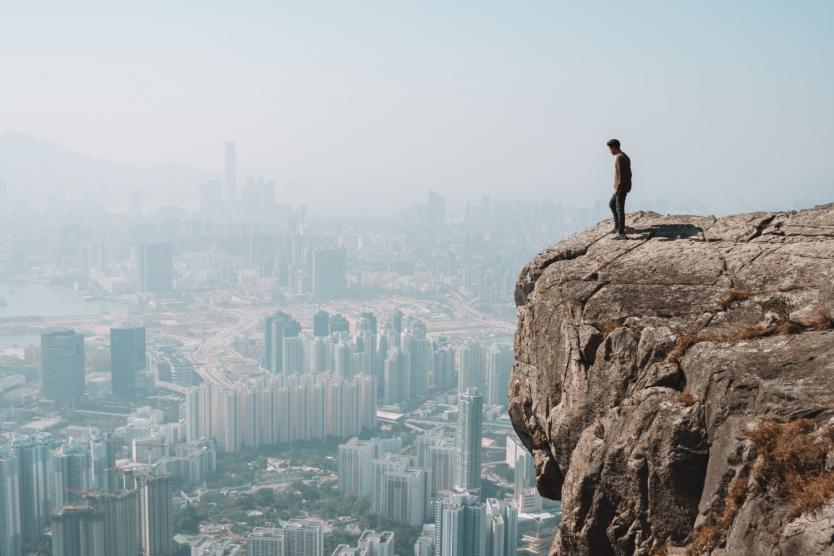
{"left": 607, "top": 138, "right": 632, "bottom": 238}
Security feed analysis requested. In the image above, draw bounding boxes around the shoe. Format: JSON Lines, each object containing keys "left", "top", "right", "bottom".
{"left": 616, "top": 233, "right": 627, "bottom": 239}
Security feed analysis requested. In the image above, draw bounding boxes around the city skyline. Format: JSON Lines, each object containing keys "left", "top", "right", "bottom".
{"left": 2, "top": 2, "right": 834, "bottom": 213}
{"left": 0, "top": 3, "right": 830, "bottom": 554}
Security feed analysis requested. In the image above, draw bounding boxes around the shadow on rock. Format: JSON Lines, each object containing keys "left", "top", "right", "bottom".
{"left": 629, "top": 223, "right": 703, "bottom": 241}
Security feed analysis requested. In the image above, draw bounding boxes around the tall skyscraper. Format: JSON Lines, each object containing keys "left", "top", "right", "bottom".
{"left": 248, "top": 527, "right": 284, "bottom": 556}
{"left": 506, "top": 435, "right": 535, "bottom": 497}
{"left": 138, "top": 242, "right": 173, "bottom": 294}
{"left": 431, "top": 340, "right": 454, "bottom": 390}
{"left": 434, "top": 491, "right": 485, "bottom": 556}
{"left": 458, "top": 342, "right": 485, "bottom": 394}
{"left": 382, "top": 467, "right": 427, "bottom": 527}
{"left": 390, "top": 309, "right": 403, "bottom": 336}
{"left": 338, "top": 438, "right": 377, "bottom": 498}
{"left": 264, "top": 312, "right": 301, "bottom": 373}
{"left": 283, "top": 519, "right": 323, "bottom": 556}
{"left": 41, "top": 330, "right": 85, "bottom": 403}
{"left": 383, "top": 349, "right": 405, "bottom": 404}
{"left": 83, "top": 490, "right": 139, "bottom": 556}
{"left": 486, "top": 345, "right": 513, "bottom": 408}
{"left": 110, "top": 326, "right": 146, "bottom": 399}
{"left": 454, "top": 388, "right": 483, "bottom": 493}
{"left": 51, "top": 507, "right": 105, "bottom": 556}
{"left": 313, "top": 310, "right": 330, "bottom": 337}
{"left": 485, "top": 498, "right": 518, "bottom": 556}
{"left": 13, "top": 434, "right": 52, "bottom": 545}
{"left": 0, "top": 445, "right": 21, "bottom": 556}
{"left": 47, "top": 441, "right": 92, "bottom": 510}
{"left": 88, "top": 431, "right": 116, "bottom": 492}
{"left": 225, "top": 141, "right": 237, "bottom": 203}
{"left": 404, "top": 335, "right": 430, "bottom": 398}
{"left": 417, "top": 437, "right": 455, "bottom": 495}
{"left": 137, "top": 473, "right": 173, "bottom": 556}
{"left": 312, "top": 248, "right": 347, "bottom": 299}
{"left": 282, "top": 337, "right": 305, "bottom": 375}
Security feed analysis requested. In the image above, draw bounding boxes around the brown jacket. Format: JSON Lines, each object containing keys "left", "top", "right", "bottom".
{"left": 614, "top": 152, "right": 632, "bottom": 193}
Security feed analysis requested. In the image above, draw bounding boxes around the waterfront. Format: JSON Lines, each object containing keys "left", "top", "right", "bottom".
{"left": 0, "top": 280, "right": 129, "bottom": 319}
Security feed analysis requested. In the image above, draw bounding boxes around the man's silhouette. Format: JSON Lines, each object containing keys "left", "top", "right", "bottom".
{"left": 607, "top": 139, "right": 631, "bottom": 238}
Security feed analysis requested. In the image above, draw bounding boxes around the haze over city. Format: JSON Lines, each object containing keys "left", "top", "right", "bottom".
{"left": 0, "top": 3, "right": 833, "bottom": 556}
{"left": 2, "top": 1, "right": 833, "bottom": 214}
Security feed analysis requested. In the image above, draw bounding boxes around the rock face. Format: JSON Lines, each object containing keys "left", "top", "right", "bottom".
{"left": 509, "top": 205, "right": 834, "bottom": 555}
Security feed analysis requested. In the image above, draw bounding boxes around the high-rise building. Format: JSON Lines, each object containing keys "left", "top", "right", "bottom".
{"left": 485, "top": 498, "right": 518, "bottom": 556}
{"left": 486, "top": 345, "right": 513, "bottom": 408}
{"left": 248, "top": 527, "right": 284, "bottom": 556}
{"left": 282, "top": 337, "right": 306, "bottom": 375}
{"left": 431, "top": 340, "right": 454, "bottom": 390}
{"left": 83, "top": 490, "right": 139, "bottom": 556}
{"left": 110, "top": 326, "right": 146, "bottom": 399}
{"left": 383, "top": 349, "right": 405, "bottom": 404}
{"left": 313, "top": 310, "right": 330, "bottom": 337}
{"left": 413, "top": 525, "right": 435, "bottom": 556}
{"left": 51, "top": 507, "right": 105, "bottom": 556}
{"left": 41, "top": 330, "right": 85, "bottom": 403}
{"left": 47, "top": 441, "right": 92, "bottom": 512}
{"left": 13, "top": 434, "right": 52, "bottom": 545}
{"left": 138, "top": 242, "right": 173, "bottom": 294}
{"left": 225, "top": 141, "right": 237, "bottom": 203}
{"left": 89, "top": 431, "right": 116, "bottom": 492}
{"left": 371, "top": 454, "right": 407, "bottom": 514}
{"left": 404, "top": 336, "right": 430, "bottom": 398}
{"left": 0, "top": 445, "right": 21, "bottom": 556}
{"left": 329, "top": 314, "right": 350, "bottom": 335}
{"left": 307, "top": 337, "right": 332, "bottom": 374}
{"left": 264, "top": 312, "right": 301, "bottom": 373}
{"left": 358, "top": 530, "right": 394, "bottom": 556}
{"left": 333, "top": 340, "right": 352, "bottom": 378}
{"left": 434, "top": 491, "right": 485, "bottom": 556}
{"left": 417, "top": 437, "right": 455, "bottom": 495}
{"left": 505, "top": 434, "right": 535, "bottom": 497}
{"left": 454, "top": 388, "right": 483, "bottom": 493}
{"left": 458, "top": 343, "right": 485, "bottom": 395}
{"left": 137, "top": 472, "right": 173, "bottom": 556}
{"left": 338, "top": 439, "right": 377, "bottom": 498}
{"left": 187, "top": 374, "right": 377, "bottom": 453}
{"left": 390, "top": 310, "right": 403, "bottom": 336}
{"left": 192, "top": 535, "right": 242, "bottom": 555}
{"left": 283, "top": 519, "right": 323, "bottom": 556}
{"left": 312, "top": 248, "right": 346, "bottom": 299}
{"left": 382, "top": 466, "right": 427, "bottom": 527}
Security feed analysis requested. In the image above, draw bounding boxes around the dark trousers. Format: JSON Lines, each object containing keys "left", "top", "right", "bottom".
{"left": 609, "top": 191, "right": 627, "bottom": 234}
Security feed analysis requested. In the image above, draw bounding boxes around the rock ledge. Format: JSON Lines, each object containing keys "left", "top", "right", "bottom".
{"left": 509, "top": 204, "right": 834, "bottom": 555}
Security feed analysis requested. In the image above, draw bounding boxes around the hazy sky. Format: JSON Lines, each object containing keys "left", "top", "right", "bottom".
{"left": 1, "top": 1, "right": 833, "bottom": 212}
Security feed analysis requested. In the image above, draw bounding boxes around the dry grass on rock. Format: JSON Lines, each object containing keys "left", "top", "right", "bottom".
{"left": 746, "top": 418, "right": 834, "bottom": 515}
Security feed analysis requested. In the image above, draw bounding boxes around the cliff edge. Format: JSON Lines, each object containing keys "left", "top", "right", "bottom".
{"left": 509, "top": 204, "right": 834, "bottom": 555}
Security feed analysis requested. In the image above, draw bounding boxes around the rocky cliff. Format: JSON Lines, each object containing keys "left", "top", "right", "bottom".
{"left": 509, "top": 204, "right": 834, "bottom": 555}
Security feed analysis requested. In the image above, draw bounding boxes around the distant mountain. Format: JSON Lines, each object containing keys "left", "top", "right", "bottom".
{"left": 0, "top": 132, "right": 213, "bottom": 211}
